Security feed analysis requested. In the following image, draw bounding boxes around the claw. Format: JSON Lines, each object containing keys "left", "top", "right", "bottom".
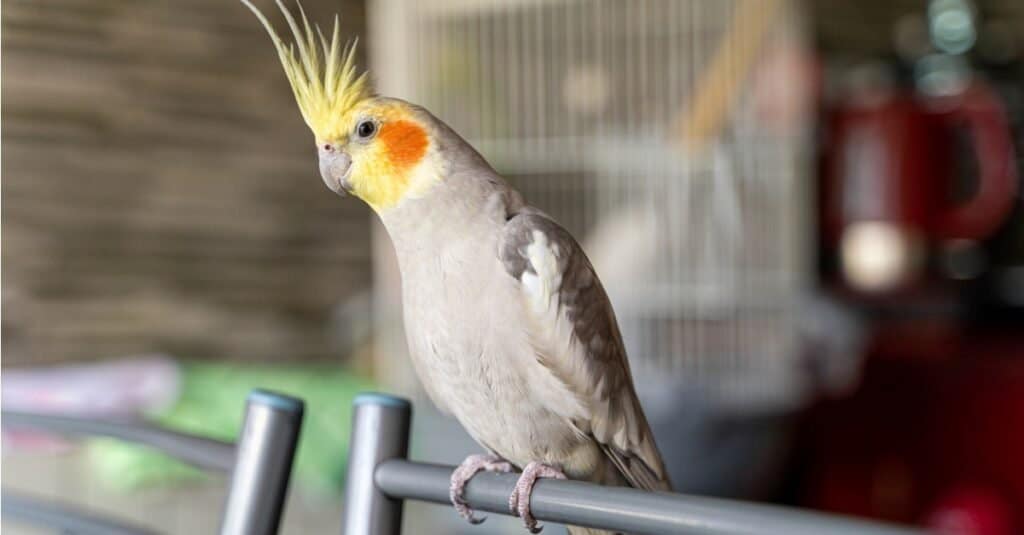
{"left": 508, "top": 461, "right": 567, "bottom": 533}
{"left": 449, "top": 453, "right": 514, "bottom": 525}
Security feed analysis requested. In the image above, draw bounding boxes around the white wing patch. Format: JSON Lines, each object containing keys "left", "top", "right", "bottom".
{"left": 520, "top": 230, "right": 562, "bottom": 314}
{"left": 515, "top": 229, "right": 591, "bottom": 425}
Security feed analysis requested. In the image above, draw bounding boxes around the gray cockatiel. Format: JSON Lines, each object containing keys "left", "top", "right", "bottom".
{"left": 242, "top": 2, "right": 671, "bottom": 532}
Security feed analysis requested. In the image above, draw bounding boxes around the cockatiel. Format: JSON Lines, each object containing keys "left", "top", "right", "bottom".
{"left": 242, "top": 2, "right": 671, "bottom": 532}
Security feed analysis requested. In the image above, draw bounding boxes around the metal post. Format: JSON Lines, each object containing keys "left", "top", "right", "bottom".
{"left": 340, "top": 393, "right": 411, "bottom": 535}
{"left": 220, "top": 389, "right": 304, "bottom": 535}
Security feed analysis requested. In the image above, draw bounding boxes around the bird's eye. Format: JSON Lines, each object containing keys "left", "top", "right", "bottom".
{"left": 356, "top": 120, "right": 377, "bottom": 139}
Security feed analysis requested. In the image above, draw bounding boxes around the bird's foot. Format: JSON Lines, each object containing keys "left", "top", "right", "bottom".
{"left": 508, "top": 461, "right": 567, "bottom": 533}
{"left": 449, "top": 453, "right": 514, "bottom": 524}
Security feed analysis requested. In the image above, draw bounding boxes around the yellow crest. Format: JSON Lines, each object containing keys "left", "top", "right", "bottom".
{"left": 241, "top": 0, "right": 372, "bottom": 141}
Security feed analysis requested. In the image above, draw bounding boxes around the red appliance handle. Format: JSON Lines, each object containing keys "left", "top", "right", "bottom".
{"left": 934, "top": 81, "right": 1019, "bottom": 240}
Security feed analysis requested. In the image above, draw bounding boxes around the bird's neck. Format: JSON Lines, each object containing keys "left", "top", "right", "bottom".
{"left": 376, "top": 168, "right": 521, "bottom": 266}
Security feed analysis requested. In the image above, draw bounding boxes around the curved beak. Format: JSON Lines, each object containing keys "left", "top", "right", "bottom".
{"left": 318, "top": 143, "right": 353, "bottom": 196}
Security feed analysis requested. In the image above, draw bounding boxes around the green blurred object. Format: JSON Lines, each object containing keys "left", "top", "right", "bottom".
{"left": 87, "top": 361, "right": 376, "bottom": 495}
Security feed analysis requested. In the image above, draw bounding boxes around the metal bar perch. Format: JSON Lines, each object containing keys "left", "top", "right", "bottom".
{"left": 342, "top": 393, "right": 927, "bottom": 535}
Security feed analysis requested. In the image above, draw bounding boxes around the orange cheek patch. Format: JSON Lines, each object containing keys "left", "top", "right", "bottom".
{"left": 379, "top": 120, "right": 428, "bottom": 171}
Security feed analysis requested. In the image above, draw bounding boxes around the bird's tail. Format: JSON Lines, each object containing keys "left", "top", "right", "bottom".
{"left": 566, "top": 527, "right": 620, "bottom": 535}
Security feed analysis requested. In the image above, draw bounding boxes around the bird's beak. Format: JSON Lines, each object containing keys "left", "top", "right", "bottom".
{"left": 318, "top": 143, "right": 353, "bottom": 196}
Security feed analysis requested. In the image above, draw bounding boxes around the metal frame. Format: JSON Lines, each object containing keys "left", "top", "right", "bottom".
{"left": 2, "top": 491, "right": 160, "bottom": 535}
{"left": 2, "top": 411, "right": 236, "bottom": 472}
{"left": 2, "top": 389, "right": 304, "bottom": 535}
{"left": 340, "top": 393, "right": 411, "bottom": 535}
{"left": 3, "top": 390, "right": 932, "bottom": 534}
{"left": 341, "top": 393, "right": 928, "bottom": 535}
{"left": 220, "top": 390, "right": 304, "bottom": 535}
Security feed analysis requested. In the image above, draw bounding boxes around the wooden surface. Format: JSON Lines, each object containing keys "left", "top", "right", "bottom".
{"left": 2, "top": 0, "right": 372, "bottom": 365}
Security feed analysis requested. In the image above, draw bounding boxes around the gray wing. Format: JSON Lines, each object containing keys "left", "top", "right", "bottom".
{"left": 499, "top": 208, "right": 671, "bottom": 492}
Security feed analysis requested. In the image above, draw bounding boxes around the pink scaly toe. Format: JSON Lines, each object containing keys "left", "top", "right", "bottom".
{"left": 508, "top": 461, "right": 568, "bottom": 533}
{"left": 449, "top": 453, "right": 514, "bottom": 524}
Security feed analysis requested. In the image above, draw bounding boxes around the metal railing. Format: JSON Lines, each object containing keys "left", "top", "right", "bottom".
{"left": 4, "top": 390, "right": 930, "bottom": 535}
{"left": 2, "top": 389, "right": 303, "bottom": 535}
{"left": 2, "top": 410, "right": 236, "bottom": 472}
{"left": 2, "top": 492, "right": 160, "bottom": 535}
{"left": 341, "top": 393, "right": 928, "bottom": 535}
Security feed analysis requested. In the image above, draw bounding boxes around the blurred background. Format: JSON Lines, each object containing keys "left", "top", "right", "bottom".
{"left": 2, "top": 0, "right": 1023, "bottom": 533}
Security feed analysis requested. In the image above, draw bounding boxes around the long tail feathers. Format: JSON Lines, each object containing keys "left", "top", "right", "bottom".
{"left": 566, "top": 526, "right": 621, "bottom": 535}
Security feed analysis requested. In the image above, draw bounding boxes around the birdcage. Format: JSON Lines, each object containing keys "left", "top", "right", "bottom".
{"left": 367, "top": 0, "right": 829, "bottom": 412}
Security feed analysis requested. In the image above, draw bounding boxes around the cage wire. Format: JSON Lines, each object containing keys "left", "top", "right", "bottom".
{"left": 368, "top": 0, "right": 821, "bottom": 412}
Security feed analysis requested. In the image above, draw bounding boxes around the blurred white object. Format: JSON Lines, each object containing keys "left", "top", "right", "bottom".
{"left": 2, "top": 354, "right": 181, "bottom": 417}
{"left": 840, "top": 221, "right": 923, "bottom": 292}
{"left": 2, "top": 354, "right": 182, "bottom": 452}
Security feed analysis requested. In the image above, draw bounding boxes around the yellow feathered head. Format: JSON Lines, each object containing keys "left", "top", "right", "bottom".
{"left": 241, "top": 0, "right": 372, "bottom": 141}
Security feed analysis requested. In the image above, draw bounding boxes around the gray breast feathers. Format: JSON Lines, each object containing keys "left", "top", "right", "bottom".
{"left": 498, "top": 208, "right": 671, "bottom": 492}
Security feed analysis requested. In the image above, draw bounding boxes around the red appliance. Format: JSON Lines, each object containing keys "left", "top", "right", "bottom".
{"left": 800, "top": 329, "right": 1024, "bottom": 535}
{"left": 822, "top": 80, "right": 1018, "bottom": 292}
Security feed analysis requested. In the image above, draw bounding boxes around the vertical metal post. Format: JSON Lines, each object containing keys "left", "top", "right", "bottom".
{"left": 340, "top": 393, "right": 411, "bottom": 535}
{"left": 220, "top": 389, "right": 304, "bottom": 535}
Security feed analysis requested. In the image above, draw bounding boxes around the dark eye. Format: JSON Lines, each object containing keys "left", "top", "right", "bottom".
{"left": 356, "top": 120, "right": 376, "bottom": 139}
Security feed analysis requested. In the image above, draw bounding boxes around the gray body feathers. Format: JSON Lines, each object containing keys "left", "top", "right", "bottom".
{"left": 377, "top": 105, "right": 670, "bottom": 533}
